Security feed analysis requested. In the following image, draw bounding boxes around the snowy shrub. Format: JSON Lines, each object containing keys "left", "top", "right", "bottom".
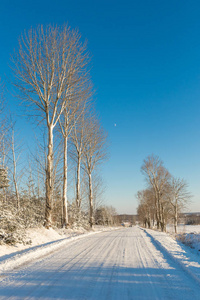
{"left": 68, "top": 202, "right": 89, "bottom": 229}
{"left": 177, "top": 233, "right": 194, "bottom": 248}
{"left": 0, "top": 192, "right": 45, "bottom": 245}
{"left": 0, "top": 205, "right": 28, "bottom": 245}
{"left": 176, "top": 232, "right": 200, "bottom": 251}
{"left": 19, "top": 195, "right": 45, "bottom": 228}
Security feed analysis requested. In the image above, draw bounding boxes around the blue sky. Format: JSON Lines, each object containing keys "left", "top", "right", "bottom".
{"left": 1, "top": 0, "right": 200, "bottom": 213}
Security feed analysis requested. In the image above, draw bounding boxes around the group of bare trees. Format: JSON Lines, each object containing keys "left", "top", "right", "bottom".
{"left": 0, "top": 24, "right": 108, "bottom": 241}
{"left": 137, "top": 154, "right": 191, "bottom": 233}
{"left": 95, "top": 205, "right": 117, "bottom": 226}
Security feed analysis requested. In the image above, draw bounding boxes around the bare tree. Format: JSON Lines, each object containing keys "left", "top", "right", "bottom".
{"left": 70, "top": 109, "right": 90, "bottom": 212}
{"left": 95, "top": 205, "right": 117, "bottom": 226}
{"left": 0, "top": 81, "right": 9, "bottom": 150}
{"left": 91, "top": 173, "right": 106, "bottom": 212}
{"left": 12, "top": 25, "right": 90, "bottom": 228}
{"left": 71, "top": 119, "right": 83, "bottom": 211}
{"left": 59, "top": 93, "right": 91, "bottom": 228}
{"left": 0, "top": 81, "right": 10, "bottom": 202}
{"left": 137, "top": 188, "right": 155, "bottom": 228}
{"left": 11, "top": 129, "right": 21, "bottom": 209}
{"left": 141, "top": 154, "right": 171, "bottom": 231}
{"left": 82, "top": 117, "right": 108, "bottom": 228}
{"left": 168, "top": 177, "right": 191, "bottom": 233}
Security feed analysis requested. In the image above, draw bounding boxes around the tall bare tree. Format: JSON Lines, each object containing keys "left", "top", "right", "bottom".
{"left": 11, "top": 129, "right": 21, "bottom": 210}
{"left": 141, "top": 154, "right": 171, "bottom": 231}
{"left": 0, "top": 81, "right": 10, "bottom": 203}
{"left": 59, "top": 93, "right": 91, "bottom": 228}
{"left": 82, "top": 117, "right": 107, "bottom": 227}
{"left": 12, "top": 25, "right": 90, "bottom": 228}
{"left": 168, "top": 177, "right": 191, "bottom": 233}
{"left": 137, "top": 188, "right": 155, "bottom": 228}
{"left": 70, "top": 109, "right": 89, "bottom": 212}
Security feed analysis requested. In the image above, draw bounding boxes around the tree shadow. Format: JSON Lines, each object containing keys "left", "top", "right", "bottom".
{"left": 0, "top": 264, "right": 199, "bottom": 299}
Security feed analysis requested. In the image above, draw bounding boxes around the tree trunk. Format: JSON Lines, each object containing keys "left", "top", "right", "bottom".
{"left": 89, "top": 172, "right": 94, "bottom": 228}
{"left": 44, "top": 125, "right": 54, "bottom": 229}
{"left": 62, "top": 135, "right": 69, "bottom": 228}
{"left": 174, "top": 204, "right": 178, "bottom": 234}
{"left": 13, "top": 172, "right": 20, "bottom": 210}
{"left": 75, "top": 155, "right": 81, "bottom": 224}
{"left": 160, "top": 204, "right": 165, "bottom": 232}
{"left": 12, "top": 133, "right": 20, "bottom": 210}
{"left": 76, "top": 155, "right": 81, "bottom": 209}
{"left": 148, "top": 210, "right": 151, "bottom": 228}
{"left": 155, "top": 197, "right": 160, "bottom": 229}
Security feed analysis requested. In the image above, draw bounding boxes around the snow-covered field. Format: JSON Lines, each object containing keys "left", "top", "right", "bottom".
{"left": 166, "top": 224, "right": 200, "bottom": 252}
{"left": 167, "top": 224, "right": 200, "bottom": 234}
{"left": 0, "top": 226, "right": 200, "bottom": 299}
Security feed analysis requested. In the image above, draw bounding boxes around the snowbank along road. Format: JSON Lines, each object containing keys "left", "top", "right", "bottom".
{"left": 0, "top": 226, "right": 200, "bottom": 299}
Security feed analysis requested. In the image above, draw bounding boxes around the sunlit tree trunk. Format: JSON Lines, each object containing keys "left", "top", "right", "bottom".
{"left": 11, "top": 130, "right": 20, "bottom": 210}
{"left": 89, "top": 172, "right": 94, "bottom": 228}
{"left": 76, "top": 155, "right": 81, "bottom": 209}
{"left": 62, "top": 135, "right": 69, "bottom": 228}
{"left": 174, "top": 198, "right": 178, "bottom": 234}
{"left": 44, "top": 125, "right": 54, "bottom": 228}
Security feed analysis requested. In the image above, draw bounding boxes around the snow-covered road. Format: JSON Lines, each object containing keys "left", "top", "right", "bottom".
{"left": 0, "top": 227, "right": 200, "bottom": 299}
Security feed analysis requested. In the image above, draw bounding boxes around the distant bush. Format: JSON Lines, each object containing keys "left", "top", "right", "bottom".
{"left": 185, "top": 214, "right": 200, "bottom": 225}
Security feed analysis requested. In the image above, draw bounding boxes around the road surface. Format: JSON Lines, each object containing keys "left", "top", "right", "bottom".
{"left": 0, "top": 227, "right": 200, "bottom": 299}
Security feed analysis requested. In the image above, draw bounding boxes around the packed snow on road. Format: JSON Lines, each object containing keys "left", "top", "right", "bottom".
{"left": 0, "top": 226, "right": 200, "bottom": 299}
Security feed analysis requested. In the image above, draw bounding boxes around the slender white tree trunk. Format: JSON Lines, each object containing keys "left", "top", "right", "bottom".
{"left": 62, "top": 135, "right": 69, "bottom": 228}
{"left": 2, "top": 141, "right": 7, "bottom": 203}
{"left": 75, "top": 155, "right": 81, "bottom": 224}
{"left": 37, "top": 166, "right": 40, "bottom": 199}
{"left": 44, "top": 125, "right": 54, "bottom": 228}
{"left": 11, "top": 132, "right": 20, "bottom": 210}
{"left": 174, "top": 199, "right": 178, "bottom": 234}
{"left": 89, "top": 172, "right": 94, "bottom": 228}
{"left": 76, "top": 155, "right": 81, "bottom": 209}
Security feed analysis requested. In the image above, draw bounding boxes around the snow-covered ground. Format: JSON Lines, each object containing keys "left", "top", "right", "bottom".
{"left": 0, "top": 226, "right": 119, "bottom": 273}
{"left": 0, "top": 226, "right": 200, "bottom": 299}
{"left": 144, "top": 227, "right": 200, "bottom": 285}
{"left": 167, "top": 224, "right": 200, "bottom": 234}
{"left": 166, "top": 224, "right": 200, "bottom": 252}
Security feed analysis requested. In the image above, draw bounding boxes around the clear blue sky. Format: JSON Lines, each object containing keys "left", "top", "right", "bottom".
{"left": 1, "top": 0, "right": 200, "bottom": 214}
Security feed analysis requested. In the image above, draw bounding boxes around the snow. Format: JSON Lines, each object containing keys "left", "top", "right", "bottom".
{"left": 177, "top": 232, "right": 200, "bottom": 252}
{"left": 144, "top": 227, "right": 200, "bottom": 285}
{"left": 0, "top": 226, "right": 200, "bottom": 299}
{"left": 167, "top": 224, "right": 200, "bottom": 234}
{"left": 166, "top": 224, "right": 200, "bottom": 252}
{"left": 0, "top": 227, "right": 83, "bottom": 258}
{"left": 0, "top": 226, "right": 119, "bottom": 273}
